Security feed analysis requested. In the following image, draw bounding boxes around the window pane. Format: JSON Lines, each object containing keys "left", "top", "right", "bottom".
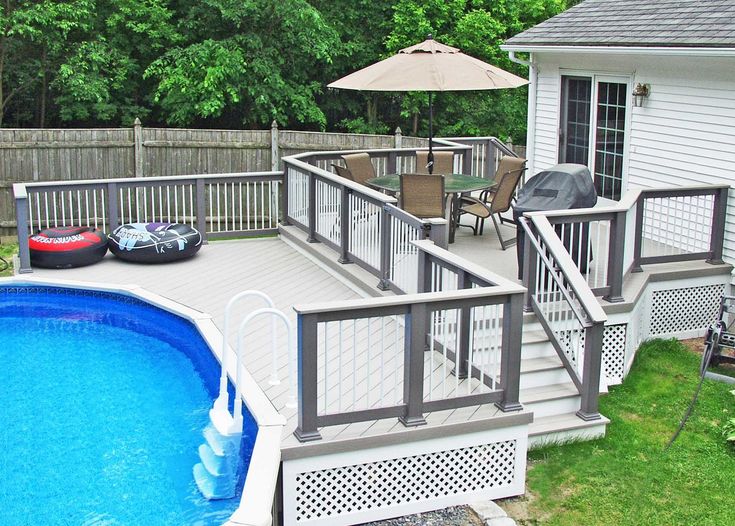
{"left": 593, "top": 81, "right": 627, "bottom": 200}
{"left": 560, "top": 77, "right": 592, "bottom": 165}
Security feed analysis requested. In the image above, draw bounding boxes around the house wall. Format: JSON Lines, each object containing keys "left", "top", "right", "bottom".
{"left": 528, "top": 51, "right": 735, "bottom": 266}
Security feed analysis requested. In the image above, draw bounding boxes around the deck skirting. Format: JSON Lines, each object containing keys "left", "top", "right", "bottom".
{"left": 281, "top": 423, "right": 528, "bottom": 526}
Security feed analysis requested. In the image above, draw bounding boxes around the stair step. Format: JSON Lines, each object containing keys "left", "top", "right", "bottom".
{"left": 521, "top": 329, "right": 549, "bottom": 346}
{"left": 519, "top": 356, "right": 570, "bottom": 389}
{"left": 528, "top": 412, "right": 610, "bottom": 448}
{"left": 193, "top": 462, "right": 237, "bottom": 500}
{"left": 203, "top": 425, "right": 226, "bottom": 457}
{"left": 199, "top": 443, "right": 227, "bottom": 477}
{"left": 520, "top": 382, "right": 578, "bottom": 404}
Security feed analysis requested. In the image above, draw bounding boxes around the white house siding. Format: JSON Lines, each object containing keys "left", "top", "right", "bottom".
{"left": 528, "top": 52, "right": 735, "bottom": 270}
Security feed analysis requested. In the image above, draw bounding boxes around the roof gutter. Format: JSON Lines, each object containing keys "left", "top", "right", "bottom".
{"left": 507, "top": 51, "right": 537, "bottom": 177}
{"left": 501, "top": 45, "right": 735, "bottom": 57}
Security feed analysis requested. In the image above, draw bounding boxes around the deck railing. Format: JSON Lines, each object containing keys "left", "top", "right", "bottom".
{"left": 282, "top": 152, "right": 448, "bottom": 294}
{"left": 522, "top": 184, "right": 729, "bottom": 304}
{"left": 436, "top": 136, "right": 520, "bottom": 179}
{"left": 293, "top": 239, "right": 525, "bottom": 442}
{"left": 13, "top": 171, "right": 282, "bottom": 273}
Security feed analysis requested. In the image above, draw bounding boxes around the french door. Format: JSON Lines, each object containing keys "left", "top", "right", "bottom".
{"left": 559, "top": 75, "right": 628, "bottom": 200}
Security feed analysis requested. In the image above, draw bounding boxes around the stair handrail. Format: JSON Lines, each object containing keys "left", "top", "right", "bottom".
{"left": 213, "top": 291, "right": 277, "bottom": 417}
{"left": 233, "top": 307, "right": 296, "bottom": 431}
{"left": 518, "top": 215, "right": 606, "bottom": 421}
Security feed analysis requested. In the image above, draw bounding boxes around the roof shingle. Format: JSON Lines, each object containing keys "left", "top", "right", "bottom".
{"left": 505, "top": 0, "right": 735, "bottom": 48}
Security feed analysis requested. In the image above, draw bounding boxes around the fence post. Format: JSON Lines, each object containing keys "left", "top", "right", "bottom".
{"left": 271, "top": 120, "right": 280, "bottom": 172}
{"left": 496, "top": 293, "right": 523, "bottom": 412}
{"left": 196, "top": 178, "right": 208, "bottom": 243}
{"left": 454, "top": 271, "right": 470, "bottom": 379}
{"left": 604, "top": 211, "right": 626, "bottom": 303}
{"left": 631, "top": 195, "right": 644, "bottom": 272}
{"left": 707, "top": 186, "right": 728, "bottom": 265}
{"left": 576, "top": 321, "right": 604, "bottom": 421}
{"left": 394, "top": 127, "right": 402, "bottom": 149}
{"left": 281, "top": 162, "right": 290, "bottom": 226}
{"left": 107, "top": 182, "right": 119, "bottom": 232}
{"left": 522, "top": 219, "right": 537, "bottom": 313}
{"left": 462, "top": 146, "right": 472, "bottom": 176}
{"left": 338, "top": 187, "right": 350, "bottom": 264}
{"left": 294, "top": 312, "right": 322, "bottom": 442}
{"left": 378, "top": 207, "right": 392, "bottom": 290}
{"left": 13, "top": 187, "right": 32, "bottom": 273}
{"left": 133, "top": 118, "right": 143, "bottom": 178}
{"left": 399, "top": 303, "right": 427, "bottom": 427}
{"left": 306, "top": 172, "right": 317, "bottom": 243}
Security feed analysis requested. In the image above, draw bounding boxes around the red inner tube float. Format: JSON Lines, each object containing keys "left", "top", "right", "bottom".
{"left": 108, "top": 223, "right": 202, "bottom": 263}
{"left": 29, "top": 226, "right": 108, "bottom": 269}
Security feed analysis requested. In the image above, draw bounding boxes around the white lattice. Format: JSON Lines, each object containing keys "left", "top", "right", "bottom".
{"left": 602, "top": 324, "right": 626, "bottom": 385}
{"left": 294, "top": 440, "right": 517, "bottom": 523}
{"left": 650, "top": 284, "right": 724, "bottom": 336}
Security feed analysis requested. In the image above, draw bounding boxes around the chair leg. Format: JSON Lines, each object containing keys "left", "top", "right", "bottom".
{"left": 492, "top": 214, "right": 517, "bottom": 250}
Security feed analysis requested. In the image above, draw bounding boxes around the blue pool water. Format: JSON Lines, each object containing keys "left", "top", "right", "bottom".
{"left": 0, "top": 285, "right": 258, "bottom": 526}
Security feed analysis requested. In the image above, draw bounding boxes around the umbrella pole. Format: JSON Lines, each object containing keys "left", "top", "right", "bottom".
{"left": 428, "top": 92, "right": 434, "bottom": 174}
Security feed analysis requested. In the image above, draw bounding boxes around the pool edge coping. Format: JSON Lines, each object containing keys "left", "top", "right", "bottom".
{"left": 0, "top": 276, "right": 284, "bottom": 526}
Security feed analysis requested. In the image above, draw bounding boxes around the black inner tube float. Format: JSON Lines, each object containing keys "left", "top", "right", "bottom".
{"left": 108, "top": 223, "right": 202, "bottom": 263}
{"left": 29, "top": 226, "right": 108, "bottom": 269}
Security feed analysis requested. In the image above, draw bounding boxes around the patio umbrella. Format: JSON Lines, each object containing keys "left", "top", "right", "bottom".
{"left": 328, "top": 35, "right": 529, "bottom": 173}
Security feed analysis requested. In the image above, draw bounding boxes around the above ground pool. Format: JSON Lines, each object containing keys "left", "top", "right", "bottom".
{"left": 0, "top": 285, "right": 257, "bottom": 526}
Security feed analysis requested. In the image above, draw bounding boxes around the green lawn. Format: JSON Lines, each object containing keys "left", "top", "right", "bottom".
{"left": 0, "top": 242, "right": 16, "bottom": 277}
{"left": 523, "top": 339, "right": 735, "bottom": 526}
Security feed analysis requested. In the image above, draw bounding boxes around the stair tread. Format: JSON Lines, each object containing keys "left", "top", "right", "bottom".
{"left": 521, "top": 329, "right": 549, "bottom": 345}
{"left": 520, "top": 356, "right": 564, "bottom": 373}
{"left": 203, "top": 426, "right": 226, "bottom": 456}
{"left": 529, "top": 412, "right": 610, "bottom": 436}
{"left": 199, "top": 443, "right": 225, "bottom": 476}
{"left": 520, "top": 382, "right": 579, "bottom": 403}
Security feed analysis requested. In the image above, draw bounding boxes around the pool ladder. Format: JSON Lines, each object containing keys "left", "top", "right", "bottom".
{"left": 194, "top": 291, "right": 295, "bottom": 500}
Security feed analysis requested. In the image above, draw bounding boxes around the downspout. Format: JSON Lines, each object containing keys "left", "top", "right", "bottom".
{"left": 508, "top": 51, "right": 537, "bottom": 177}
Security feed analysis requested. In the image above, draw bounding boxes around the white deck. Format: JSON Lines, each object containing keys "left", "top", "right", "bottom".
{"left": 30, "top": 236, "right": 512, "bottom": 456}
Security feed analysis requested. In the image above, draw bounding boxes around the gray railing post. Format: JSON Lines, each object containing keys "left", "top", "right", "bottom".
{"left": 577, "top": 320, "right": 604, "bottom": 421}
{"left": 338, "top": 186, "right": 350, "bottom": 264}
{"left": 485, "top": 138, "right": 494, "bottom": 179}
{"left": 604, "top": 211, "right": 626, "bottom": 303}
{"left": 133, "top": 118, "right": 144, "bottom": 178}
{"left": 631, "top": 195, "right": 644, "bottom": 272}
{"left": 107, "top": 182, "right": 119, "bottom": 232}
{"left": 394, "top": 127, "right": 402, "bottom": 149}
{"left": 522, "top": 220, "right": 537, "bottom": 313}
{"left": 496, "top": 293, "right": 523, "bottom": 412}
{"left": 378, "top": 207, "right": 392, "bottom": 290}
{"left": 707, "top": 186, "right": 728, "bottom": 265}
{"left": 281, "top": 164, "right": 290, "bottom": 226}
{"left": 427, "top": 220, "right": 448, "bottom": 250}
{"left": 462, "top": 147, "right": 472, "bottom": 176}
{"left": 294, "top": 312, "right": 322, "bottom": 442}
{"left": 271, "top": 120, "right": 280, "bottom": 172}
{"left": 306, "top": 172, "right": 317, "bottom": 243}
{"left": 399, "top": 303, "right": 427, "bottom": 427}
{"left": 14, "top": 189, "right": 32, "bottom": 273}
{"left": 455, "top": 270, "right": 470, "bottom": 379}
{"left": 387, "top": 151, "right": 397, "bottom": 175}
{"left": 196, "top": 178, "right": 208, "bottom": 243}
{"left": 417, "top": 249, "right": 432, "bottom": 294}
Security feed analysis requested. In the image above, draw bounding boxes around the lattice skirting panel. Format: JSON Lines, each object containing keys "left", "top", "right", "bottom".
{"left": 282, "top": 425, "right": 528, "bottom": 526}
{"left": 649, "top": 283, "right": 725, "bottom": 338}
{"left": 602, "top": 324, "right": 627, "bottom": 385}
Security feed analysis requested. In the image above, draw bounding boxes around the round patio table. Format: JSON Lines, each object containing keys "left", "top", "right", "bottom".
{"left": 366, "top": 173, "right": 495, "bottom": 243}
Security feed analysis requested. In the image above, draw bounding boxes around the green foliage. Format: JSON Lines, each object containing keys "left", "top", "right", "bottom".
{"left": 526, "top": 339, "right": 735, "bottom": 525}
{"left": 723, "top": 390, "right": 735, "bottom": 447}
{"left": 1, "top": 0, "right": 575, "bottom": 138}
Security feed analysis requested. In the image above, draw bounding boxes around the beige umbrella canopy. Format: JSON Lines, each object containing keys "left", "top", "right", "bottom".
{"left": 328, "top": 36, "right": 528, "bottom": 172}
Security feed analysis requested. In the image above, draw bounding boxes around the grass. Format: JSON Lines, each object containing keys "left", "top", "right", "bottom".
{"left": 0, "top": 242, "right": 16, "bottom": 277}
{"left": 521, "top": 339, "right": 735, "bottom": 526}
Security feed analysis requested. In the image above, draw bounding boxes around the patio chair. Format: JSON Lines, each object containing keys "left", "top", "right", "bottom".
{"left": 331, "top": 163, "right": 354, "bottom": 181}
{"left": 341, "top": 153, "right": 376, "bottom": 186}
{"left": 399, "top": 173, "right": 446, "bottom": 218}
{"left": 416, "top": 150, "right": 454, "bottom": 175}
{"left": 486, "top": 156, "right": 527, "bottom": 197}
{"left": 458, "top": 168, "right": 524, "bottom": 249}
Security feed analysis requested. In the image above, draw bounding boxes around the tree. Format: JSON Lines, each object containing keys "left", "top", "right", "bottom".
{"left": 145, "top": 0, "right": 338, "bottom": 128}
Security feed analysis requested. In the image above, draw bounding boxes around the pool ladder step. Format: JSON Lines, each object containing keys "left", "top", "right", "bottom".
{"left": 194, "top": 422, "right": 241, "bottom": 500}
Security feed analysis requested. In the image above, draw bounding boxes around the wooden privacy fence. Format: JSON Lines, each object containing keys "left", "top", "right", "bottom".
{"left": 1, "top": 123, "right": 522, "bottom": 236}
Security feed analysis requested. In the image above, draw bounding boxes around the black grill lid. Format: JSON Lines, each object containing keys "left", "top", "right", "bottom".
{"left": 515, "top": 163, "right": 597, "bottom": 213}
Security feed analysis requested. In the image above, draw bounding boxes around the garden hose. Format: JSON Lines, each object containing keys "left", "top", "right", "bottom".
{"left": 0, "top": 255, "right": 8, "bottom": 273}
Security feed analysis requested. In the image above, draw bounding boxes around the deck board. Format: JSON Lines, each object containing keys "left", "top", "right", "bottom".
{"left": 30, "top": 236, "right": 524, "bottom": 452}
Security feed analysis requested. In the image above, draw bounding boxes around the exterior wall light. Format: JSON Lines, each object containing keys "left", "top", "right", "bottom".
{"left": 632, "top": 83, "right": 650, "bottom": 107}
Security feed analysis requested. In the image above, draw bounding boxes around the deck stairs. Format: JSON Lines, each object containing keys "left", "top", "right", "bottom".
{"left": 280, "top": 226, "right": 610, "bottom": 447}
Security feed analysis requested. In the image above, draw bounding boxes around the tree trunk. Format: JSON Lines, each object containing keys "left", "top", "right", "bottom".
{"left": 412, "top": 112, "right": 418, "bottom": 136}
{"left": 39, "top": 47, "right": 47, "bottom": 128}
